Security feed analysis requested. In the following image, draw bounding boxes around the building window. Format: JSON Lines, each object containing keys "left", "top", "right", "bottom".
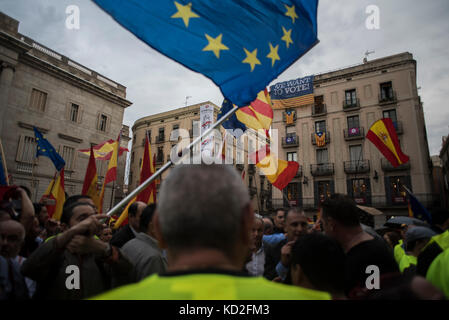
{"left": 351, "top": 179, "right": 368, "bottom": 204}
{"left": 349, "top": 145, "right": 363, "bottom": 162}
{"left": 315, "top": 120, "right": 326, "bottom": 133}
{"left": 129, "top": 172, "right": 133, "bottom": 185}
{"left": 62, "top": 145, "right": 75, "bottom": 170}
{"left": 345, "top": 89, "right": 357, "bottom": 105}
{"left": 30, "top": 88, "right": 47, "bottom": 112}
{"left": 347, "top": 115, "right": 360, "bottom": 129}
{"left": 157, "top": 146, "right": 164, "bottom": 163}
{"left": 158, "top": 127, "right": 165, "bottom": 142}
{"left": 131, "top": 152, "right": 134, "bottom": 163}
{"left": 383, "top": 109, "right": 399, "bottom": 130}
{"left": 317, "top": 181, "right": 332, "bottom": 203}
{"left": 380, "top": 81, "right": 394, "bottom": 100}
{"left": 70, "top": 103, "right": 79, "bottom": 122}
{"left": 316, "top": 149, "right": 328, "bottom": 164}
{"left": 287, "top": 152, "right": 297, "bottom": 162}
{"left": 236, "top": 151, "right": 243, "bottom": 164}
{"left": 389, "top": 176, "right": 408, "bottom": 204}
{"left": 133, "top": 134, "right": 136, "bottom": 145}
{"left": 17, "top": 136, "right": 36, "bottom": 164}
{"left": 286, "top": 183, "right": 299, "bottom": 205}
{"left": 192, "top": 120, "right": 200, "bottom": 136}
{"left": 98, "top": 114, "right": 108, "bottom": 132}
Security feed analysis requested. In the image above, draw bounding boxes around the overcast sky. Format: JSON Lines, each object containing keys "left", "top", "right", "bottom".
{"left": 1, "top": 0, "right": 448, "bottom": 155}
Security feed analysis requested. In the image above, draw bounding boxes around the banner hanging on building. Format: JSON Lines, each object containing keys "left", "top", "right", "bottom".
{"left": 200, "top": 104, "right": 215, "bottom": 158}
{"left": 269, "top": 75, "right": 314, "bottom": 109}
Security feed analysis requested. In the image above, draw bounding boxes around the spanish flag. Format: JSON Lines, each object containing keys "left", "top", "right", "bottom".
{"left": 250, "top": 146, "right": 298, "bottom": 190}
{"left": 41, "top": 169, "right": 65, "bottom": 221}
{"left": 99, "top": 134, "right": 120, "bottom": 213}
{"left": 366, "top": 118, "right": 409, "bottom": 167}
{"left": 114, "top": 134, "right": 156, "bottom": 229}
{"left": 236, "top": 89, "right": 273, "bottom": 131}
{"left": 79, "top": 139, "right": 128, "bottom": 160}
{"left": 81, "top": 146, "right": 101, "bottom": 210}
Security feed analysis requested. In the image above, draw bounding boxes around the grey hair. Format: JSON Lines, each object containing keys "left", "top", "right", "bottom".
{"left": 157, "top": 164, "right": 250, "bottom": 256}
{"left": 254, "top": 214, "right": 264, "bottom": 225}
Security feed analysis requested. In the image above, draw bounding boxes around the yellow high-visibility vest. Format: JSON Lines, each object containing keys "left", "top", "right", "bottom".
{"left": 90, "top": 273, "right": 331, "bottom": 300}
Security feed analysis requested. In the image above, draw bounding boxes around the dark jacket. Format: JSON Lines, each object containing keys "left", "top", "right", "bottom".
{"left": 263, "top": 238, "right": 287, "bottom": 280}
{"left": 21, "top": 237, "right": 133, "bottom": 300}
{"left": 110, "top": 225, "right": 136, "bottom": 248}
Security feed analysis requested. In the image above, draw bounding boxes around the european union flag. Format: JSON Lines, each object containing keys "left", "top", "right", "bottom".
{"left": 407, "top": 189, "right": 432, "bottom": 224}
{"left": 33, "top": 127, "right": 65, "bottom": 171}
{"left": 93, "top": 0, "right": 319, "bottom": 107}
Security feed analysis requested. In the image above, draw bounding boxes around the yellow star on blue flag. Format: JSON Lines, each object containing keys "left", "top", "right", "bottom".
{"left": 33, "top": 127, "right": 65, "bottom": 171}
{"left": 92, "top": 0, "right": 319, "bottom": 107}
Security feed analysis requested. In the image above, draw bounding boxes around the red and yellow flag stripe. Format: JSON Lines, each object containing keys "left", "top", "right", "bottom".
{"left": 366, "top": 118, "right": 409, "bottom": 167}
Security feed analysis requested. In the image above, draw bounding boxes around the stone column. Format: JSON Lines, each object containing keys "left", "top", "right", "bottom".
{"left": 0, "top": 61, "right": 15, "bottom": 135}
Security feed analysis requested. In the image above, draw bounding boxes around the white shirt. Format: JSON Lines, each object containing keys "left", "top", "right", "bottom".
{"left": 245, "top": 244, "right": 266, "bottom": 276}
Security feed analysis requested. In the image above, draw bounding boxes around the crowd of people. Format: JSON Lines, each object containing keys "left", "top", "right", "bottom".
{"left": 0, "top": 164, "right": 448, "bottom": 300}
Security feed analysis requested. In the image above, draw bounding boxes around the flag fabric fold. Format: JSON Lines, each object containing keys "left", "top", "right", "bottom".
{"left": 79, "top": 140, "right": 128, "bottom": 161}
{"left": 92, "top": 0, "right": 319, "bottom": 107}
{"left": 99, "top": 134, "right": 121, "bottom": 213}
{"left": 250, "top": 146, "right": 299, "bottom": 190}
{"left": 33, "top": 127, "right": 65, "bottom": 171}
{"left": 403, "top": 186, "right": 432, "bottom": 224}
{"left": 366, "top": 118, "right": 409, "bottom": 167}
{"left": 41, "top": 169, "right": 65, "bottom": 221}
{"left": 82, "top": 146, "right": 101, "bottom": 210}
{"left": 114, "top": 134, "right": 156, "bottom": 229}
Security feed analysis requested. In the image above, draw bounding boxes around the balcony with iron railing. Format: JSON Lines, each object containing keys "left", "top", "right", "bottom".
{"left": 312, "top": 103, "right": 327, "bottom": 117}
{"left": 16, "top": 162, "right": 34, "bottom": 174}
{"left": 282, "top": 134, "right": 299, "bottom": 148}
{"left": 379, "top": 90, "right": 397, "bottom": 105}
{"left": 310, "top": 163, "right": 335, "bottom": 176}
{"left": 311, "top": 132, "right": 330, "bottom": 146}
{"left": 343, "top": 98, "right": 360, "bottom": 111}
{"left": 344, "top": 127, "right": 365, "bottom": 140}
{"left": 344, "top": 160, "right": 370, "bottom": 174}
{"left": 155, "top": 135, "right": 165, "bottom": 143}
{"left": 381, "top": 158, "right": 410, "bottom": 172}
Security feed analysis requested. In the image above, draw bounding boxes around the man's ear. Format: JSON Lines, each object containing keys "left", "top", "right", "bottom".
{"left": 152, "top": 211, "right": 167, "bottom": 249}
{"left": 240, "top": 203, "right": 254, "bottom": 246}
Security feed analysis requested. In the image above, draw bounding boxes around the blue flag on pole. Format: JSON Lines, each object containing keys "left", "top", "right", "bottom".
{"left": 404, "top": 186, "right": 432, "bottom": 224}
{"left": 33, "top": 127, "right": 65, "bottom": 171}
{"left": 92, "top": 0, "right": 319, "bottom": 107}
{"left": 218, "top": 99, "right": 247, "bottom": 138}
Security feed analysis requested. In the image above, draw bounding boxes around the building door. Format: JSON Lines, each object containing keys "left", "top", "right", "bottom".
{"left": 314, "top": 180, "right": 334, "bottom": 207}
{"left": 283, "top": 182, "right": 302, "bottom": 207}
{"left": 385, "top": 175, "right": 411, "bottom": 206}
{"left": 347, "top": 178, "right": 371, "bottom": 205}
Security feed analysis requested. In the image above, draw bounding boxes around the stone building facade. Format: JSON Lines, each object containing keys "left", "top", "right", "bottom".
{"left": 129, "top": 102, "right": 272, "bottom": 214}
{"left": 0, "top": 12, "right": 132, "bottom": 209}
{"left": 272, "top": 52, "right": 434, "bottom": 219}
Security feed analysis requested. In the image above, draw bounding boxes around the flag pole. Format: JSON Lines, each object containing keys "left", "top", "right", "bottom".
{"left": 106, "top": 104, "right": 239, "bottom": 217}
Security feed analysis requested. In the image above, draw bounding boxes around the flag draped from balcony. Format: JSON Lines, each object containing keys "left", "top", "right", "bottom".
{"left": 82, "top": 146, "right": 101, "bottom": 210}
{"left": 114, "top": 134, "right": 156, "bottom": 229}
{"left": 79, "top": 140, "right": 128, "bottom": 160}
{"left": 92, "top": 0, "right": 318, "bottom": 107}
{"left": 270, "top": 75, "right": 314, "bottom": 109}
{"left": 250, "top": 146, "right": 298, "bottom": 191}
{"left": 41, "top": 169, "right": 65, "bottom": 221}
{"left": 33, "top": 127, "right": 65, "bottom": 171}
{"left": 315, "top": 132, "right": 326, "bottom": 147}
{"left": 366, "top": 118, "right": 409, "bottom": 168}
{"left": 285, "top": 110, "right": 295, "bottom": 125}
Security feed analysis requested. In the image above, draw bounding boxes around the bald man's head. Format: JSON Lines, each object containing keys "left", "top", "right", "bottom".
{"left": 0, "top": 219, "right": 25, "bottom": 258}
